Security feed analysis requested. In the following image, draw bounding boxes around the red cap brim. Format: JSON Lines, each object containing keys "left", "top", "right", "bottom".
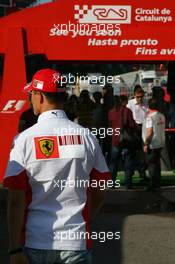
{"left": 23, "top": 82, "right": 32, "bottom": 93}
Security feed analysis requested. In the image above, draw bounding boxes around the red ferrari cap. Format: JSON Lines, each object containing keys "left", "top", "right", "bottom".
{"left": 24, "top": 68, "right": 66, "bottom": 93}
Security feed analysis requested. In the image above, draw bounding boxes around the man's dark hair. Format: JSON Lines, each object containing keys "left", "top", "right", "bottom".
{"left": 103, "top": 83, "right": 113, "bottom": 91}
{"left": 119, "top": 95, "right": 128, "bottom": 104}
{"left": 93, "top": 91, "right": 102, "bottom": 104}
{"left": 134, "top": 85, "right": 144, "bottom": 95}
{"left": 114, "top": 95, "right": 120, "bottom": 108}
{"left": 148, "top": 98, "right": 159, "bottom": 110}
{"left": 42, "top": 92, "right": 68, "bottom": 104}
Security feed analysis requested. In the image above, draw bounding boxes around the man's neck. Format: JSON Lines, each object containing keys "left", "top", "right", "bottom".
{"left": 40, "top": 104, "right": 63, "bottom": 114}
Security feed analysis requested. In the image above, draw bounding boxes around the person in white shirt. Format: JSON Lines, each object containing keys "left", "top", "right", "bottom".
{"left": 127, "top": 85, "right": 148, "bottom": 126}
{"left": 3, "top": 69, "right": 110, "bottom": 264}
{"left": 127, "top": 85, "right": 148, "bottom": 179}
{"left": 142, "top": 98, "right": 165, "bottom": 190}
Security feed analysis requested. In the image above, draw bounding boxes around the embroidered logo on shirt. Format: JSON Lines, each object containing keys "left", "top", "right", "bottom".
{"left": 34, "top": 135, "right": 84, "bottom": 160}
{"left": 34, "top": 137, "right": 59, "bottom": 159}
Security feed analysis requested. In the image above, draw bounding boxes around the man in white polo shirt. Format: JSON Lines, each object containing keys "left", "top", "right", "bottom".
{"left": 142, "top": 98, "right": 165, "bottom": 190}
{"left": 3, "top": 69, "right": 110, "bottom": 264}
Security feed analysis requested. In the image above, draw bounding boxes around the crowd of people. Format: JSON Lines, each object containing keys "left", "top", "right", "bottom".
{"left": 64, "top": 85, "right": 167, "bottom": 190}
{"left": 18, "top": 81, "right": 171, "bottom": 191}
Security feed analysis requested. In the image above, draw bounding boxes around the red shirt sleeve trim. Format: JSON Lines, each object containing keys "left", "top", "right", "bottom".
{"left": 3, "top": 170, "right": 28, "bottom": 190}
{"left": 90, "top": 168, "right": 111, "bottom": 182}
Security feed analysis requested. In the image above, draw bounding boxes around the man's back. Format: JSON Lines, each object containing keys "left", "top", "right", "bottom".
{"left": 108, "top": 106, "right": 136, "bottom": 146}
{"left": 4, "top": 110, "right": 109, "bottom": 250}
{"left": 142, "top": 111, "right": 165, "bottom": 149}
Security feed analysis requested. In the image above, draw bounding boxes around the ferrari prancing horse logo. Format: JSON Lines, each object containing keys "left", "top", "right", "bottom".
{"left": 39, "top": 138, "right": 54, "bottom": 157}
{"left": 34, "top": 136, "right": 59, "bottom": 159}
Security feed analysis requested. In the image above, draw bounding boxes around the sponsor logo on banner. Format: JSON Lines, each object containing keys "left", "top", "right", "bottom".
{"left": 74, "top": 5, "right": 131, "bottom": 24}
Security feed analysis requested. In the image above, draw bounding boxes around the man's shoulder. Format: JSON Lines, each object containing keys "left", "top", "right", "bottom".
{"left": 127, "top": 98, "right": 135, "bottom": 108}
{"left": 108, "top": 108, "right": 116, "bottom": 115}
{"left": 128, "top": 98, "right": 134, "bottom": 103}
{"left": 157, "top": 111, "right": 165, "bottom": 117}
{"left": 156, "top": 112, "right": 166, "bottom": 122}
{"left": 150, "top": 111, "right": 163, "bottom": 118}
{"left": 66, "top": 120, "right": 91, "bottom": 134}
{"left": 15, "top": 123, "right": 39, "bottom": 143}
{"left": 123, "top": 106, "right": 132, "bottom": 115}
{"left": 65, "top": 120, "right": 98, "bottom": 142}
{"left": 142, "top": 100, "right": 148, "bottom": 108}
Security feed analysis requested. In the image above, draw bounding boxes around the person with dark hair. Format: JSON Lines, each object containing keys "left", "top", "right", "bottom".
{"left": 102, "top": 84, "right": 115, "bottom": 114}
{"left": 168, "top": 102, "right": 175, "bottom": 168}
{"left": 91, "top": 92, "right": 104, "bottom": 144}
{"left": 18, "top": 108, "right": 38, "bottom": 133}
{"left": 119, "top": 95, "right": 128, "bottom": 107}
{"left": 93, "top": 91, "right": 102, "bottom": 106}
{"left": 152, "top": 85, "right": 165, "bottom": 113}
{"left": 128, "top": 85, "right": 148, "bottom": 126}
{"left": 127, "top": 85, "right": 148, "bottom": 179}
{"left": 108, "top": 95, "right": 137, "bottom": 189}
{"left": 102, "top": 84, "right": 115, "bottom": 163}
{"left": 133, "top": 84, "right": 143, "bottom": 94}
{"left": 64, "top": 94, "right": 79, "bottom": 122}
{"left": 3, "top": 69, "right": 110, "bottom": 264}
{"left": 78, "top": 89, "right": 95, "bottom": 129}
{"left": 142, "top": 98, "right": 165, "bottom": 190}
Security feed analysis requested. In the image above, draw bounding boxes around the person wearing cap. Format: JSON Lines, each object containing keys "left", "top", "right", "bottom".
{"left": 3, "top": 69, "right": 111, "bottom": 264}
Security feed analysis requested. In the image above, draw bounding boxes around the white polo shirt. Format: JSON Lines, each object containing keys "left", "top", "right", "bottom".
{"left": 142, "top": 111, "right": 165, "bottom": 149}
{"left": 3, "top": 110, "right": 110, "bottom": 250}
{"left": 127, "top": 98, "right": 148, "bottom": 125}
